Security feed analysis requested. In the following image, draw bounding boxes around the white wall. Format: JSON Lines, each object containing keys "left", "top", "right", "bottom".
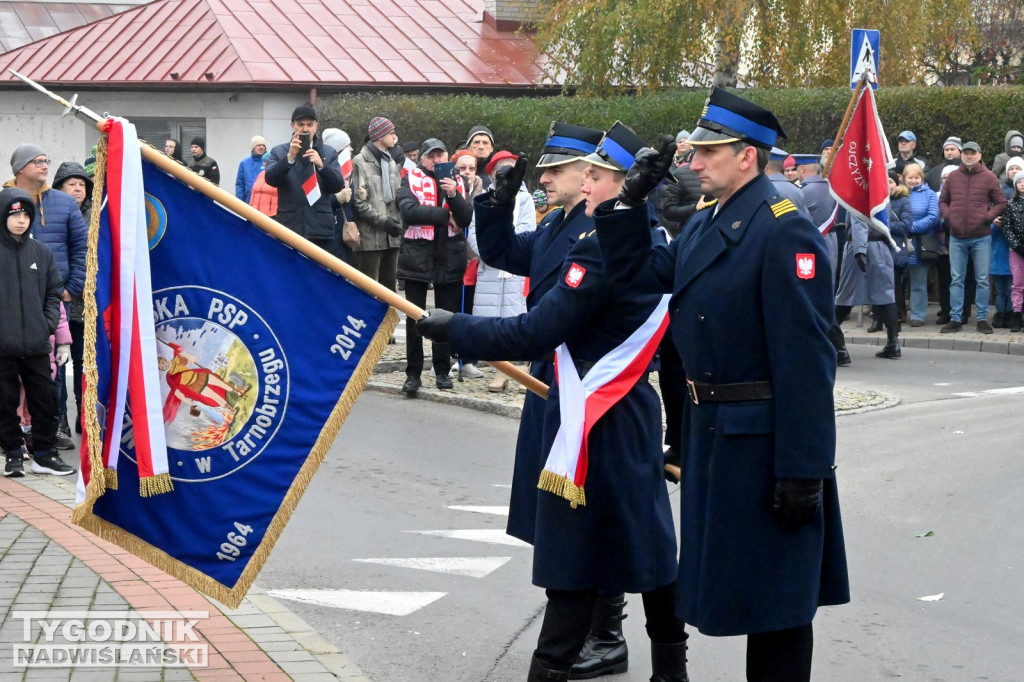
{"left": 0, "top": 88, "right": 306, "bottom": 191}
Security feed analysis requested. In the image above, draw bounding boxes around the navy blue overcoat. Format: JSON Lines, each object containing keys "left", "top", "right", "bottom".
{"left": 594, "top": 174, "right": 850, "bottom": 636}
{"left": 472, "top": 198, "right": 590, "bottom": 545}
{"left": 447, "top": 226, "right": 678, "bottom": 593}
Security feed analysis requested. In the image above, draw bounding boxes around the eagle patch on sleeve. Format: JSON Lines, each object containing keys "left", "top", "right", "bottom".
{"left": 565, "top": 263, "right": 586, "bottom": 287}
{"left": 796, "top": 253, "right": 815, "bottom": 279}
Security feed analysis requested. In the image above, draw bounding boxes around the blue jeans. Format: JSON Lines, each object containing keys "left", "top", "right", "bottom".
{"left": 948, "top": 235, "right": 991, "bottom": 322}
{"left": 908, "top": 263, "right": 931, "bottom": 321}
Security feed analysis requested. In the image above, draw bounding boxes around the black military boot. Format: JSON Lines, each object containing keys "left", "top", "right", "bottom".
{"left": 1010, "top": 311, "right": 1023, "bottom": 333}
{"left": 530, "top": 654, "right": 571, "bottom": 681}
{"left": 867, "top": 318, "right": 883, "bottom": 333}
{"left": 875, "top": 324, "right": 901, "bottom": 359}
{"left": 650, "top": 641, "right": 689, "bottom": 682}
{"left": 992, "top": 312, "right": 1006, "bottom": 328}
{"left": 569, "top": 595, "right": 628, "bottom": 679}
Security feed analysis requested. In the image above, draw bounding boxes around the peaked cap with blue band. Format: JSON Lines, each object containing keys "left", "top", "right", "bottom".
{"left": 584, "top": 121, "right": 647, "bottom": 172}
{"left": 536, "top": 121, "right": 605, "bottom": 168}
{"left": 769, "top": 147, "right": 789, "bottom": 162}
{"left": 687, "top": 86, "right": 787, "bottom": 150}
{"left": 792, "top": 153, "right": 821, "bottom": 166}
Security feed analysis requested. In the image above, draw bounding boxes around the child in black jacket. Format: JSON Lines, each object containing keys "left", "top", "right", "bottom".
{"left": 0, "top": 187, "right": 75, "bottom": 477}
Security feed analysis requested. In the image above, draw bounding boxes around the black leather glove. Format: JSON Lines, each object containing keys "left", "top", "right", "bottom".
{"left": 492, "top": 154, "right": 529, "bottom": 207}
{"left": 773, "top": 478, "right": 823, "bottom": 531}
{"left": 855, "top": 252, "right": 868, "bottom": 272}
{"left": 618, "top": 135, "right": 676, "bottom": 207}
{"left": 415, "top": 309, "right": 454, "bottom": 344}
{"left": 384, "top": 217, "right": 404, "bottom": 237}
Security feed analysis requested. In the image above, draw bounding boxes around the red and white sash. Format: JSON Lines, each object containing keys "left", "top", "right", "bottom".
{"left": 539, "top": 295, "right": 671, "bottom": 508}
{"left": 818, "top": 202, "right": 839, "bottom": 235}
{"left": 78, "top": 117, "right": 172, "bottom": 502}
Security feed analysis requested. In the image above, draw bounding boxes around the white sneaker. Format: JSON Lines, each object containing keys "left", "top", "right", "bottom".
{"left": 460, "top": 363, "right": 484, "bottom": 379}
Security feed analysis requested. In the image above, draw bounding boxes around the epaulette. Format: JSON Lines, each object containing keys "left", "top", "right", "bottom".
{"left": 769, "top": 198, "right": 797, "bottom": 219}
{"left": 578, "top": 229, "right": 597, "bottom": 239}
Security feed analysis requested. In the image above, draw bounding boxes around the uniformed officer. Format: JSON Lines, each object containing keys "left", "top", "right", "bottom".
{"left": 418, "top": 123, "right": 689, "bottom": 682}
{"left": 766, "top": 148, "right": 810, "bottom": 217}
{"left": 470, "top": 122, "right": 648, "bottom": 677}
{"left": 593, "top": 87, "right": 850, "bottom": 682}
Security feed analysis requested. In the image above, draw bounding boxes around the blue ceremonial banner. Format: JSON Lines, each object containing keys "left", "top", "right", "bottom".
{"left": 74, "top": 141, "right": 398, "bottom": 607}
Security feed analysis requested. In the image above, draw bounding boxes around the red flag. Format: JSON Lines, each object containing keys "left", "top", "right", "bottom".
{"left": 827, "top": 85, "right": 894, "bottom": 238}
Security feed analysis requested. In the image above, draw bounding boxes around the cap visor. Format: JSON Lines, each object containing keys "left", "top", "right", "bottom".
{"left": 581, "top": 151, "right": 624, "bottom": 172}
{"left": 536, "top": 153, "right": 587, "bottom": 168}
{"left": 687, "top": 127, "right": 741, "bottom": 146}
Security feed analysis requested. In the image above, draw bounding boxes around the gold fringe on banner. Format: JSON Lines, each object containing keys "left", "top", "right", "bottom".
{"left": 72, "top": 132, "right": 110, "bottom": 525}
{"left": 538, "top": 469, "right": 587, "bottom": 509}
{"left": 70, "top": 131, "right": 400, "bottom": 607}
{"left": 139, "top": 472, "right": 173, "bottom": 497}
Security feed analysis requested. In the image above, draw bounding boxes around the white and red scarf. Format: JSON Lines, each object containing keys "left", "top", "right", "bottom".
{"left": 539, "top": 295, "right": 671, "bottom": 508}
{"left": 78, "top": 117, "right": 171, "bottom": 502}
{"left": 405, "top": 166, "right": 463, "bottom": 240}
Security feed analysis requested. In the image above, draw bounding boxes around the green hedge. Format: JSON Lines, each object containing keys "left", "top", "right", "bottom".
{"left": 320, "top": 86, "right": 1024, "bottom": 176}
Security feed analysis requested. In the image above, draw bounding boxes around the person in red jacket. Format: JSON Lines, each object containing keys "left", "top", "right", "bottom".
{"left": 938, "top": 141, "right": 1007, "bottom": 334}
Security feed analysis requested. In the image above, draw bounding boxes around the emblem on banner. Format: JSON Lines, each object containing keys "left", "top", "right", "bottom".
{"left": 145, "top": 193, "right": 168, "bottom": 249}
{"left": 120, "top": 286, "right": 291, "bottom": 482}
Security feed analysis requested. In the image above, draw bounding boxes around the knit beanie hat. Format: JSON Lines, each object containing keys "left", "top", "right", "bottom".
{"left": 1006, "top": 156, "right": 1024, "bottom": 174}
{"left": 10, "top": 143, "right": 46, "bottom": 175}
{"left": 1010, "top": 134, "right": 1023, "bottom": 149}
{"left": 941, "top": 165, "right": 957, "bottom": 180}
{"left": 368, "top": 117, "right": 396, "bottom": 142}
{"left": 321, "top": 128, "right": 351, "bottom": 152}
{"left": 532, "top": 188, "right": 547, "bottom": 210}
{"left": 1014, "top": 171, "right": 1024, "bottom": 186}
{"left": 676, "top": 130, "right": 691, "bottom": 143}
{"left": 2, "top": 188, "right": 36, "bottom": 224}
{"left": 782, "top": 155, "right": 796, "bottom": 169}
{"left": 942, "top": 136, "right": 962, "bottom": 151}
{"left": 250, "top": 136, "right": 267, "bottom": 151}
{"left": 465, "top": 125, "right": 495, "bottom": 148}
{"left": 191, "top": 137, "right": 205, "bottom": 150}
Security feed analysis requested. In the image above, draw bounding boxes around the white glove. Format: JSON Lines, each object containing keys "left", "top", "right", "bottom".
{"left": 55, "top": 344, "right": 70, "bottom": 366}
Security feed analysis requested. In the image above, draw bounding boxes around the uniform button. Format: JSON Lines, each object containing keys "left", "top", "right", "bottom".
{"left": 698, "top": 314, "right": 705, "bottom": 321}
{"left": 708, "top": 426, "right": 715, "bottom": 433}
{"left": 704, "top": 371, "right": 713, "bottom": 378}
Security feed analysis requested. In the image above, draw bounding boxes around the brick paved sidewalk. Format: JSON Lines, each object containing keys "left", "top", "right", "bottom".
{"left": 0, "top": 474, "right": 368, "bottom": 682}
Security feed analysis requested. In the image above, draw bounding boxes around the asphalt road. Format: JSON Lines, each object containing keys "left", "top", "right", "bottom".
{"left": 260, "top": 345, "right": 1024, "bottom": 681}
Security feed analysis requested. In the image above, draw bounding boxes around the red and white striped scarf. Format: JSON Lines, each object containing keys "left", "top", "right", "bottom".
{"left": 539, "top": 295, "right": 670, "bottom": 508}
{"left": 78, "top": 118, "right": 171, "bottom": 502}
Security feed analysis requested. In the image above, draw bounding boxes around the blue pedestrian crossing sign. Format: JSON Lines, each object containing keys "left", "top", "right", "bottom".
{"left": 850, "top": 29, "right": 880, "bottom": 89}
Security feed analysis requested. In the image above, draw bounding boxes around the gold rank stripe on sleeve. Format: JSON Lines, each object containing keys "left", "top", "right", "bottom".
{"left": 770, "top": 199, "right": 797, "bottom": 218}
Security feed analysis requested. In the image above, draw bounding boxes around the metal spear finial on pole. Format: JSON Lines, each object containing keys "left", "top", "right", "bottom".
{"left": 7, "top": 68, "right": 105, "bottom": 124}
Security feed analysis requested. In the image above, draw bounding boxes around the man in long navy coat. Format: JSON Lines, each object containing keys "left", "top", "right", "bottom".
{"left": 594, "top": 87, "right": 850, "bottom": 681}
{"left": 418, "top": 124, "right": 689, "bottom": 682}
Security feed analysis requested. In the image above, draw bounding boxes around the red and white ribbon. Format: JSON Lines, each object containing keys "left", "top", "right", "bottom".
{"left": 539, "top": 295, "right": 670, "bottom": 508}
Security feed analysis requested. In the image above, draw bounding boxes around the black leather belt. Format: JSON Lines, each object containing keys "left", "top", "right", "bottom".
{"left": 686, "top": 378, "right": 773, "bottom": 404}
{"left": 577, "top": 359, "right": 649, "bottom": 383}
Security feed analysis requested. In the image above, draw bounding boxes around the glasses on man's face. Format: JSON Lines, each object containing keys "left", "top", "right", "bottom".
{"left": 30, "top": 158, "right": 50, "bottom": 167}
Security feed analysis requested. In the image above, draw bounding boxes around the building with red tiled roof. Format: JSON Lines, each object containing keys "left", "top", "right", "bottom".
{"left": 0, "top": 0, "right": 554, "bottom": 190}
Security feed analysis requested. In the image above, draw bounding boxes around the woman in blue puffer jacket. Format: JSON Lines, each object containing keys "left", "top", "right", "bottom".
{"left": 902, "top": 163, "right": 940, "bottom": 326}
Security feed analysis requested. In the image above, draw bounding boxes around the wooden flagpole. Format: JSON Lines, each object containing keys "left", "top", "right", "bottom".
{"left": 822, "top": 73, "right": 870, "bottom": 180}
